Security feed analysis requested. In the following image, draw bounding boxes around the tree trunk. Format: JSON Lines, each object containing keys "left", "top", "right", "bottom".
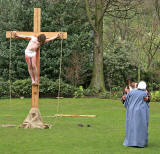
{"left": 138, "top": 66, "right": 140, "bottom": 82}
{"left": 89, "top": 0, "right": 106, "bottom": 92}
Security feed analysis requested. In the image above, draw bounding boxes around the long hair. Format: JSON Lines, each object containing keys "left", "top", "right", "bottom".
{"left": 37, "top": 34, "right": 46, "bottom": 45}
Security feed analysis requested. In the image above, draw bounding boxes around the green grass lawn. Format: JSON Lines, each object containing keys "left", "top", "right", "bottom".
{"left": 0, "top": 98, "right": 159, "bottom": 154}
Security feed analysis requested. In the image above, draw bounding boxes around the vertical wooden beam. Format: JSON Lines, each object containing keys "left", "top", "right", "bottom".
{"left": 34, "top": 8, "right": 41, "bottom": 33}
{"left": 32, "top": 8, "right": 41, "bottom": 108}
{"left": 32, "top": 85, "right": 39, "bottom": 108}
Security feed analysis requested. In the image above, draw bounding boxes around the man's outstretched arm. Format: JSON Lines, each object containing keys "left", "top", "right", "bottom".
{"left": 12, "top": 31, "right": 32, "bottom": 40}
{"left": 45, "top": 33, "right": 60, "bottom": 43}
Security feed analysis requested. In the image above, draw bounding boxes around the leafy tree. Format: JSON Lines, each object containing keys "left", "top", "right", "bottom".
{"left": 85, "top": 0, "right": 141, "bottom": 92}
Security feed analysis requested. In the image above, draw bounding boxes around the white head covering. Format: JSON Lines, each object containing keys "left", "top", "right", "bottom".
{"left": 137, "top": 81, "right": 147, "bottom": 90}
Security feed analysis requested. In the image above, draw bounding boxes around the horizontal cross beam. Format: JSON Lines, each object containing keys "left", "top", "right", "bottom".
{"left": 6, "top": 31, "right": 67, "bottom": 39}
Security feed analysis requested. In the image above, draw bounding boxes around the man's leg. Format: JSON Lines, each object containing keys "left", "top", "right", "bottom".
{"left": 25, "top": 55, "right": 35, "bottom": 84}
{"left": 31, "top": 55, "right": 38, "bottom": 85}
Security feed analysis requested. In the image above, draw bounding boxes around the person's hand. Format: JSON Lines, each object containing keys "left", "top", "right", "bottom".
{"left": 12, "top": 31, "right": 17, "bottom": 38}
{"left": 125, "top": 87, "right": 130, "bottom": 94}
{"left": 144, "top": 96, "right": 149, "bottom": 101}
{"left": 122, "top": 95, "right": 126, "bottom": 100}
{"left": 57, "top": 33, "right": 61, "bottom": 38}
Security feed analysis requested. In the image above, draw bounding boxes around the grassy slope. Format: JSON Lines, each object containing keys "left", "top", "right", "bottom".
{"left": 0, "top": 98, "right": 159, "bottom": 154}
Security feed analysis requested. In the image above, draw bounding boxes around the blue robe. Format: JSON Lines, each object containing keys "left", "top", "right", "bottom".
{"left": 123, "top": 89, "right": 149, "bottom": 147}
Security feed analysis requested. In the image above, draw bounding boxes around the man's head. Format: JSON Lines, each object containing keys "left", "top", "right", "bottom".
{"left": 127, "top": 77, "right": 137, "bottom": 88}
{"left": 127, "top": 77, "right": 134, "bottom": 84}
{"left": 37, "top": 34, "right": 46, "bottom": 45}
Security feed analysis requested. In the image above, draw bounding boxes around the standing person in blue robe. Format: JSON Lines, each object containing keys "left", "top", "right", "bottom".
{"left": 123, "top": 81, "right": 150, "bottom": 148}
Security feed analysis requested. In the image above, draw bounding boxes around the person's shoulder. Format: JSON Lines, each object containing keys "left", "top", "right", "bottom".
{"left": 130, "top": 89, "right": 136, "bottom": 93}
{"left": 128, "top": 89, "right": 138, "bottom": 95}
{"left": 136, "top": 89, "right": 147, "bottom": 95}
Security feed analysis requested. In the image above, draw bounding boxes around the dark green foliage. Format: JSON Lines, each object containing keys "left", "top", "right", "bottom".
{"left": 0, "top": 77, "right": 76, "bottom": 98}
{"left": 99, "top": 91, "right": 123, "bottom": 99}
{"left": 103, "top": 40, "right": 137, "bottom": 90}
{"left": 0, "top": 78, "right": 9, "bottom": 98}
{"left": 39, "top": 77, "right": 76, "bottom": 97}
{"left": 83, "top": 88, "right": 99, "bottom": 97}
{"left": 0, "top": 0, "right": 159, "bottom": 96}
{"left": 0, "top": 0, "right": 93, "bottom": 87}
{"left": 73, "top": 86, "right": 84, "bottom": 98}
{"left": 151, "top": 91, "right": 160, "bottom": 102}
{"left": 143, "top": 70, "right": 160, "bottom": 91}
{"left": 12, "top": 78, "right": 32, "bottom": 97}
{"left": 57, "top": 80, "right": 76, "bottom": 97}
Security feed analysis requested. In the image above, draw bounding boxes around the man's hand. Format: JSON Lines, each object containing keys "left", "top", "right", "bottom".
{"left": 58, "top": 33, "right": 61, "bottom": 37}
{"left": 12, "top": 31, "right": 17, "bottom": 38}
{"left": 122, "top": 95, "right": 126, "bottom": 101}
{"left": 125, "top": 87, "right": 130, "bottom": 94}
{"left": 57, "top": 33, "right": 63, "bottom": 39}
{"left": 56, "top": 33, "right": 60, "bottom": 38}
{"left": 144, "top": 96, "right": 149, "bottom": 101}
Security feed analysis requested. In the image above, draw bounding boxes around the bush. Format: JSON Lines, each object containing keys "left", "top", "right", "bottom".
{"left": 0, "top": 78, "right": 9, "bottom": 98}
{"left": 83, "top": 88, "right": 98, "bottom": 96}
{"left": 112, "top": 91, "right": 123, "bottom": 99}
{"left": 54, "top": 79, "right": 76, "bottom": 97}
{"left": 151, "top": 91, "right": 160, "bottom": 102}
{"left": 99, "top": 91, "right": 111, "bottom": 99}
{"left": 39, "top": 77, "right": 56, "bottom": 97}
{"left": 74, "top": 86, "right": 84, "bottom": 98}
{"left": 12, "top": 78, "right": 32, "bottom": 97}
{"left": 0, "top": 77, "right": 77, "bottom": 98}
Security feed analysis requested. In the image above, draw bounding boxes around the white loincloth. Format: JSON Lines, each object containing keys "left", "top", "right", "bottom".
{"left": 25, "top": 49, "right": 36, "bottom": 58}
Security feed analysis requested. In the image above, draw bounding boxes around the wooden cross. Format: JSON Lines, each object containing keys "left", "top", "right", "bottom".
{"left": 6, "top": 8, "right": 67, "bottom": 108}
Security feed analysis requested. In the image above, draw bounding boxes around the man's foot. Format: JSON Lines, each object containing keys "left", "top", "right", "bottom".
{"left": 32, "top": 81, "right": 38, "bottom": 86}
{"left": 35, "top": 79, "right": 38, "bottom": 85}
{"left": 32, "top": 83, "right": 38, "bottom": 86}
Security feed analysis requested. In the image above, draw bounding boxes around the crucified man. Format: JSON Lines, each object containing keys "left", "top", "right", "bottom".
{"left": 13, "top": 31, "right": 60, "bottom": 85}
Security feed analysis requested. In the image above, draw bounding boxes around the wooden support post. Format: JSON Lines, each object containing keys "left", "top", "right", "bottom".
{"left": 43, "top": 114, "right": 97, "bottom": 118}
{"left": 32, "top": 8, "right": 41, "bottom": 108}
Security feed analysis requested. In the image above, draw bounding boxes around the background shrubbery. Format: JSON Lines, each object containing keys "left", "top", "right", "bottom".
{"left": 0, "top": 77, "right": 76, "bottom": 98}
{"left": 0, "top": 78, "right": 9, "bottom": 98}
{"left": 1, "top": 77, "right": 160, "bottom": 102}
{"left": 151, "top": 91, "right": 160, "bottom": 102}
